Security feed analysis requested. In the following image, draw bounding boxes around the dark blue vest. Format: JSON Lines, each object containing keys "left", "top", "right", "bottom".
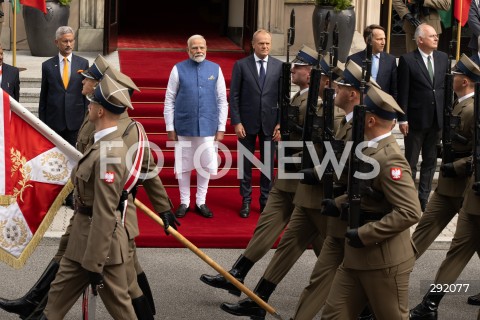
{"left": 174, "top": 59, "right": 219, "bottom": 136}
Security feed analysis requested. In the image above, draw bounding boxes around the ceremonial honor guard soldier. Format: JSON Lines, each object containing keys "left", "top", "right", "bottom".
{"left": 321, "top": 85, "right": 422, "bottom": 319}
{"left": 41, "top": 76, "right": 138, "bottom": 320}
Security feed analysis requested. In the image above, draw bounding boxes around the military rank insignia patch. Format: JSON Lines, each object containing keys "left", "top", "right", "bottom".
{"left": 104, "top": 172, "right": 115, "bottom": 183}
{"left": 390, "top": 168, "right": 402, "bottom": 180}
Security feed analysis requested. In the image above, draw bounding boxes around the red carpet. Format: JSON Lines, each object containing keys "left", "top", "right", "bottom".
{"left": 119, "top": 49, "right": 281, "bottom": 248}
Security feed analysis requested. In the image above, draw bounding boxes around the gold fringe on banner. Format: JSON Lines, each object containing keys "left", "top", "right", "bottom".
{"left": 0, "top": 180, "right": 74, "bottom": 269}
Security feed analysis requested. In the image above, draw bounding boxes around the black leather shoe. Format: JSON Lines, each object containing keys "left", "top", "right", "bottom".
{"left": 196, "top": 204, "right": 213, "bottom": 218}
{"left": 221, "top": 298, "right": 266, "bottom": 320}
{"left": 175, "top": 204, "right": 189, "bottom": 218}
{"left": 239, "top": 202, "right": 250, "bottom": 218}
{"left": 409, "top": 300, "right": 438, "bottom": 320}
{"left": 467, "top": 293, "right": 480, "bottom": 305}
{"left": 199, "top": 255, "right": 254, "bottom": 297}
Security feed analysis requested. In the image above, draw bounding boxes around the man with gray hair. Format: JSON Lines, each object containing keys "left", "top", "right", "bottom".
{"left": 164, "top": 34, "right": 228, "bottom": 219}
{"left": 397, "top": 23, "right": 449, "bottom": 212}
{"left": 38, "top": 26, "right": 89, "bottom": 209}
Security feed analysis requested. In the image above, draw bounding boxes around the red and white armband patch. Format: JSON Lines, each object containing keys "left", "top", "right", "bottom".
{"left": 104, "top": 171, "right": 115, "bottom": 183}
{"left": 390, "top": 167, "right": 402, "bottom": 180}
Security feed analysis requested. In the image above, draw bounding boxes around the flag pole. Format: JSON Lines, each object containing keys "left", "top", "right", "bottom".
{"left": 456, "top": 0, "right": 463, "bottom": 60}
{"left": 386, "top": 0, "right": 393, "bottom": 53}
{"left": 12, "top": 0, "right": 17, "bottom": 66}
{"left": 134, "top": 199, "right": 285, "bottom": 320}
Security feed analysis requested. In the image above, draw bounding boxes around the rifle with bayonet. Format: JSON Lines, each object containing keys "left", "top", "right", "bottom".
{"left": 441, "top": 40, "right": 460, "bottom": 169}
{"left": 321, "top": 23, "right": 338, "bottom": 199}
{"left": 473, "top": 83, "right": 480, "bottom": 195}
{"left": 279, "top": 9, "right": 295, "bottom": 145}
{"left": 301, "top": 13, "right": 328, "bottom": 170}
{"left": 346, "top": 36, "right": 372, "bottom": 228}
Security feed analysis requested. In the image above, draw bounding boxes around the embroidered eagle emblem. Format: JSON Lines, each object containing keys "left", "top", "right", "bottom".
{"left": 390, "top": 167, "right": 402, "bottom": 180}
{"left": 104, "top": 172, "right": 115, "bottom": 183}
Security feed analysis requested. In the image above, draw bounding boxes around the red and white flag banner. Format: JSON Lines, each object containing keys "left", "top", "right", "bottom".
{"left": 0, "top": 90, "right": 81, "bottom": 268}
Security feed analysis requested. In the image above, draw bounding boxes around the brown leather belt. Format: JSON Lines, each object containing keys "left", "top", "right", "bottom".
{"left": 76, "top": 203, "right": 93, "bottom": 217}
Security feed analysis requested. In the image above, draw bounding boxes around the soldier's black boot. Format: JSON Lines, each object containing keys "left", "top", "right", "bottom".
{"left": 132, "top": 295, "right": 154, "bottom": 320}
{"left": 200, "top": 254, "right": 254, "bottom": 296}
{"left": 409, "top": 292, "right": 444, "bottom": 320}
{"left": 220, "top": 277, "right": 277, "bottom": 320}
{"left": 24, "top": 294, "right": 48, "bottom": 320}
{"left": 137, "top": 271, "right": 156, "bottom": 315}
{"left": 0, "top": 260, "right": 59, "bottom": 318}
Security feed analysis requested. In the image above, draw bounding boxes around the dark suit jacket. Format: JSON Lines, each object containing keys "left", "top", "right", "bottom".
{"left": 469, "top": 0, "right": 480, "bottom": 50}
{"left": 397, "top": 49, "right": 448, "bottom": 129}
{"left": 229, "top": 55, "right": 282, "bottom": 136}
{"left": 1, "top": 63, "right": 20, "bottom": 101}
{"left": 38, "top": 54, "right": 89, "bottom": 132}
{"left": 347, "top": 50, "right": 398, "bottom": 100}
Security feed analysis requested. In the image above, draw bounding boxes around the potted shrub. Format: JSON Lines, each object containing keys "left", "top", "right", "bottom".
{"left": 23, "top": 0, "right": 72, "bottom": 57}
{"left": 313, "top": 0, "right": 355, "bottom": 62}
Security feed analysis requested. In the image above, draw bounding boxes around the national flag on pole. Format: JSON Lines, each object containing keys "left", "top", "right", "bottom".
{"left": 19, "top": 0, "right": 46, "bottom": 14}
{"left": 454, "top": 0, "right": 472, "bottom": 26}
{"left": 0, "top": 90, "right": 81, "bottom": 268}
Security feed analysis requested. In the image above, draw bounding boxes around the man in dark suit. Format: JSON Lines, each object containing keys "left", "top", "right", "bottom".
{"left": 347, "top": 24, "right": 397, "bottom": 100}
{"left": 229, "top": 29, "right": 282, "bottom": 218}
{"left": 0, "top": 44, "right": 20, "bottom": 101}
{"left": 397, "top": 23, "right": 449, "bottom": 211}
{"left": 38, "top": 26, "right": 89, "bottom": 147}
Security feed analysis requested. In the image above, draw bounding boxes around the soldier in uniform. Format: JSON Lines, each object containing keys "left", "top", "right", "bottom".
{"left": 409, "top": 56, "right": 480, "bottom": 320}
{"left": 199, "top": 44, "right": 322, "bottom": 297}
{"left": 412, "top": 54, "right": 478, "bottom": 259}
{"left": 41, "top": 75, "right": 137, "bottom": 320}
{"left": 218, "top": 56, "right": 347, "bottom": 320}
{"left": 321, "top": 85, "right": 422, "bottom": 319}
{"left": 292, "top": 59, "right": 379, "bottom": 320}
{"left": 0, "top": 55, "right": 178, "bottom": 319}
{"left": 392, "top": 0, "right": 451, "bottom": 53}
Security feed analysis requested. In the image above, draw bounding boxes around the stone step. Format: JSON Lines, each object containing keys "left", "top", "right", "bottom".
{"left": 19, "top": 87, "right": 40, "bottom": 103}
{"left": 20, "top": 77, "right": 42, "bottom": 88}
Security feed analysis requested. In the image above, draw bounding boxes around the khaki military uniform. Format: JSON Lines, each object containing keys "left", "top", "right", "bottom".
{"left": 412, "top": 96, "right": 474, "bottom": 258}
{"left": 44, "top": 130, "right": 136, "bottom": 320}
{"left": 259, "top": 105, "right": 345, "bottom": 285}
{"left": 429, "top": 162, "right": 480, "bottom": 287}
{"left": 322, "top": 135, "right": 421, "bottom": 319}
{"left": 293, "top": 117, "right": 352, "bottom": 319}
{"left": 244, "top": 90, "right": 306, "bottom": 262}
{"left": 393, "top": 0, "right": 451, "bottom": 52}
{"left": 55, "top": 111, "right": 173, "bottom": 301}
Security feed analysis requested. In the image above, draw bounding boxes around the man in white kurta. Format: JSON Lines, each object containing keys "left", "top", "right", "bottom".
{"left": 164, "top": 34, "right": 228, "bottom": 218}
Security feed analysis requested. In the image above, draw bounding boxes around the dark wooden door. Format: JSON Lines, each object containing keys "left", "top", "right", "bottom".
{"left": 103, "top": 0, "right": 118, "bottom": 55}
{"left": 243, "top": 0, "right": 258, "bottom": 54}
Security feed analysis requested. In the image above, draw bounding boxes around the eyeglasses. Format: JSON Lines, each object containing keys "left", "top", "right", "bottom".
{"left": 425, "top": 34, "right": 439, "bottom": 39}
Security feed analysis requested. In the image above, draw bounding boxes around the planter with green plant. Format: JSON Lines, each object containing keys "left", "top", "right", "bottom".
{"left": 23, "top": 0, "right": 72, "bottom": 57}
{"left": 312, "top": 0, "right": 355, "bottom": 62}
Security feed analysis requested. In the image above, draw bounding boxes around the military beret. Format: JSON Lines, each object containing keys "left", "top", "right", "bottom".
{"left": 292, "top": 44, "right": 318, "bottom": 66}
{"left": 87, "top": 74, "right": 133, "bottom": 114}
{"left": 364, "top": 85, "right": 404, "bottom": 120}
{"left": 81, "top": 54, "right": 110, "bottom": 80}
{"left": 452, "top": 53, "right": 480, "bottom": 82}
{"left": 334, "top": 60, "right": 380, "bottom": 92}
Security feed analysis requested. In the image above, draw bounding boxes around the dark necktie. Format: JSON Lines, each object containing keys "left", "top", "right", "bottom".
{"left": 258, "top": 60, "right": 266, "bottom": 88}
{"left": 427, "top": 55, "right": 434, "bottom": 83}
